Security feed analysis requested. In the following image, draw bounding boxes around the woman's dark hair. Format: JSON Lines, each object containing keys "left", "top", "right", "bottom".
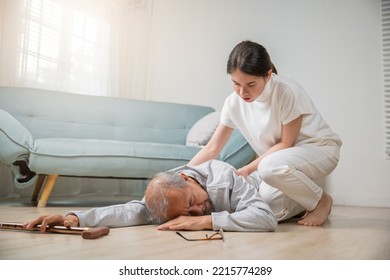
{"left": 227, "top": 40, "right": 277, "bottom": 76}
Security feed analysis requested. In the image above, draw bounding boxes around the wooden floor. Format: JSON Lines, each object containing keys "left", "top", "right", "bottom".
{"left": 0, "top": 197, "right": 389, "bottom": 260}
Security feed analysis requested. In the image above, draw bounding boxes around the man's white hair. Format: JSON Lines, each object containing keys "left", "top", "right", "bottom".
{"left": 145, "top": 171, "right": 188, "bottom": 224}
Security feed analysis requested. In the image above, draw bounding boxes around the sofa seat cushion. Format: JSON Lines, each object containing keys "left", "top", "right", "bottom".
{"left": 29, "top": 138, "right": 202, "bottom": 178}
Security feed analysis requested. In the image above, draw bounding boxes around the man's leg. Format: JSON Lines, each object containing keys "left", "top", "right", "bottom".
{"left": 247, "top": 173, "right": 305, "bottom": 222}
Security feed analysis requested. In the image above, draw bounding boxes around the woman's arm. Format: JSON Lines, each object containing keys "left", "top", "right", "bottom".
{"left": 189, "top": 123, "right": 234, "bottom": 166}
{"left": 236, "top": 115, "right": 303, "bottom": 177}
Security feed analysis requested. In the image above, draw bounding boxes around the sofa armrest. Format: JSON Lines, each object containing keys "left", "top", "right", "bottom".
{"left": 0, "top": 110, "right": 34, "bottom": 165}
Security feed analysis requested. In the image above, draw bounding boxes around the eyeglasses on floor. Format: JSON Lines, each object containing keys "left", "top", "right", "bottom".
{"left": 176, "top": 229, "right": 224, "bottom": 241}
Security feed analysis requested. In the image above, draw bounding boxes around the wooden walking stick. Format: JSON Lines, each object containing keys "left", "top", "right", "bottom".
{"left": 0, "top": 222, "right": 110, "bottom": 239}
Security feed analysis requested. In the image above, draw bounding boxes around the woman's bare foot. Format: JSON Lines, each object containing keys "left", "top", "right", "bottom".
{"left": 298, "top": 192, "right": 333, "bottom": 226}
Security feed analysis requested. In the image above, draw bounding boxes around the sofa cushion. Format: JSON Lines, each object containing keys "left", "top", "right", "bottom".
{"left": 186, "top": 112, "right": 220, "bottom": 147}
{"left": 0, "top": 110, "right": 33, "bottom": 164}
{"left": 29, "top": 138, "right": 202, "bottom": 178}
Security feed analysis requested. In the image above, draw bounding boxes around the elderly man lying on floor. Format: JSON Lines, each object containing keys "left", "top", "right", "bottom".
{"left": 24, "top": 160, "right": 279, "bottom": 232}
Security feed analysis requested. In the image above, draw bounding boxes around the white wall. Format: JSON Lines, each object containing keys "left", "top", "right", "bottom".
{"left": 147, "top": 0, "right": 390, "bottom": 207}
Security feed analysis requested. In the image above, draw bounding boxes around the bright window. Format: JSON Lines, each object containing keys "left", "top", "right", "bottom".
{"left": 0, "top": 0, "right": 152, "bottom": 99}
{"left": 17, "top": 0, "right": 109, "bottom": 95}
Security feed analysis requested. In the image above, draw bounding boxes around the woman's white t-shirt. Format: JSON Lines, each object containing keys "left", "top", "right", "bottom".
{"left": 220, "top": 73, "right": 342, "bottom": 156}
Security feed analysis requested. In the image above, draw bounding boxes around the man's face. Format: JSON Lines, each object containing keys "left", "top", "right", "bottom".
{"left": 164, "top": 174, "right": 213, "bottom": 221}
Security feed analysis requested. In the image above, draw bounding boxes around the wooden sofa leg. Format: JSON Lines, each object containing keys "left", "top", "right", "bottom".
{"left": 37, "top": 174, "right": 59, "bottom": 208}
{"left": 31, "top": 175, "right": 46, "bottom": 203}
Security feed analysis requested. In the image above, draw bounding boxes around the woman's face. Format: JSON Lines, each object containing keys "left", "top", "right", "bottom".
{"left": 230, "top": 69, "right": 271, "bottom": 103}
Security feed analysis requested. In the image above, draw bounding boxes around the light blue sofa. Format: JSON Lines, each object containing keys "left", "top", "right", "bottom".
{"left": 0, "top": 86, "right": 255, "bottom": 206}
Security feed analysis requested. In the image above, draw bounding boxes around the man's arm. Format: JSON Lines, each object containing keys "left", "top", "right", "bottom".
{"left": 24, "top": 199, "right": 149, "bottom": 230}
{"left": 156, "top": 215, "right": 212, "bottom": 231}
{"left": 69, "top": 199, "right": 148, "bottom": 228}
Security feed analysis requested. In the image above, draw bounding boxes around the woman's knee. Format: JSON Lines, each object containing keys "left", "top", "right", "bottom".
{"left": 259, "top": 155, "right": 294, "bottom": 186}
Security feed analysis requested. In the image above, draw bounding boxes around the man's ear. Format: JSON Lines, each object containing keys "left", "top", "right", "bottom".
{"left": 179, "top": 173, "right": 191, "bottom": 181}
{"left": 179, "top": 173, "right": 198, "bottom": 185}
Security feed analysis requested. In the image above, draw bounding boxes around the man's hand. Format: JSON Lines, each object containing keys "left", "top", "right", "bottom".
{"left": 23, "top": 214, "right": 79, "bottom": 233}
{"left": 156, "top": 215, "right": 212, "bottom": 231}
